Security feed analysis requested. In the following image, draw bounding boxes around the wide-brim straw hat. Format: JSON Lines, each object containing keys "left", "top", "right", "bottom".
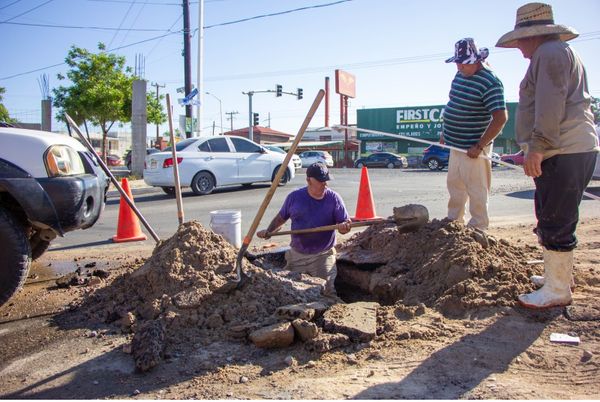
{"left": 496, "top": 2, "right": 578, "bottom": 48}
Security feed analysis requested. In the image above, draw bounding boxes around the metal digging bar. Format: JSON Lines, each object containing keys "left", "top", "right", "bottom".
{"left": 65, "top": 113, "right": 160, "bottom": 244}
{"left": 225, "top": 89, "right": 325, "bottom": 292}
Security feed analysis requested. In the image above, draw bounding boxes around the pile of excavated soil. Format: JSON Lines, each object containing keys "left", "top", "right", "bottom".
{"left": 337, "top": 218, "right": 541, "bottom": 317}
{"left": 76, "top": 221, "right": 328, "bottom": 369}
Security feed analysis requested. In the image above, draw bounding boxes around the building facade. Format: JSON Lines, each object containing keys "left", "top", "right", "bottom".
{"left": 356, "top": 102, "right": 519, "bottom": 156}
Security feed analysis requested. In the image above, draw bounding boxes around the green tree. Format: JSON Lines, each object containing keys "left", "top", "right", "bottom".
{"left": 0, "top": 86, "right": 16, "bottom": 123}
{"left": 146, "top": 92, "right": 167, "bottom": 134}
{"left": 591, "top": 96, "right": 600, "bottom": 125}
{"left": 53, "top": 43, "right": 134, "bottom": 160}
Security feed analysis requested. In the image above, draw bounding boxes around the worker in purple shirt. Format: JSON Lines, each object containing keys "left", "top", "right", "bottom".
{"left": 257, "top": 162, "right": 352, "bottom": 296}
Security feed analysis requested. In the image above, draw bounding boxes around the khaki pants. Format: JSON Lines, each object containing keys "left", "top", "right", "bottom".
{"left": 447, "top": 145, "right": 492, "bottom": 230}
{"left": 284, "top": 247, "right": 337, "bottom": 295}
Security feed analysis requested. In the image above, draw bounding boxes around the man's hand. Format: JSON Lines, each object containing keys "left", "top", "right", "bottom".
{"left": 256, "top": 229, "right": 271, "bottom": 239}
{"left": 523, "top": 151, "right": 543, "bottom": 178}
{"left": 467, "top": 144, "right": 482, "bottom": 159}
{"left": 337, "top": 219, "right": 352, "bottom": 235}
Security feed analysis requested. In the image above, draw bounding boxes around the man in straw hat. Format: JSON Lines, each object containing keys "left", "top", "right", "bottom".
{"left": 257, "top": 162, "right": 352, "bottom": 296}
{"left": 442, "top": 38, "right": 508, "bottom": 231}
{"left": 497, "top": 3, "right": 599, "bottom": 309}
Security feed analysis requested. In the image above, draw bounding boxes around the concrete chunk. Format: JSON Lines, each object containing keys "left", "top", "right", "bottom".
{"left": 276, "top": 302, "right": 328, "bottom": 321}
{"left": 322, "top": 301, "right": 379, "bottom": 342}
{"left": 249, "top": 322, "right": 295, "bottom": 348}
{"left": 292, "top": 319, "right": 319, "bottom": 341}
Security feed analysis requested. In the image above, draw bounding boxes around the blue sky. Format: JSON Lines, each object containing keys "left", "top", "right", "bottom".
{"left": 1, "top": 0, "right": 599, "bottom": 137}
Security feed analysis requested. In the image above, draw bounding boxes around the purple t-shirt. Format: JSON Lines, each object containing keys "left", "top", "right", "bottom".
{"left": 279, "top": 187, "right": 349, "bottom": 254}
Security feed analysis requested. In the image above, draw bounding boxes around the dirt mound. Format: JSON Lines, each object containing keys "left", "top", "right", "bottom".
{"left": 76, "top": 221, "right": 328, "bottom": 369}
{"left": 337, "top": 218, "right": 541, "bottom": 317}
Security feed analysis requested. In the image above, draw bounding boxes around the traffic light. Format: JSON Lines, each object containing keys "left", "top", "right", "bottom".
{"left": 253, "top": 112, "right": 259, "bottom": 126}
{"left": 276, "top": 84, "right": 282, "bottom": 97}
{"left": 297, "top": 88, "right": 303, "bottom": 100}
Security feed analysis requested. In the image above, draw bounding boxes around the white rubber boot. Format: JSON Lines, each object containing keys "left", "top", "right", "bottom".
{"left": 519, "top": 249, "right": 573, "bottom": 309}
{"left": 530, "top": 272, "right": 575, "bottom": 288}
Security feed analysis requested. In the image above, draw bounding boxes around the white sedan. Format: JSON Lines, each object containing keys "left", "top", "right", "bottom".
{"left": 144, "top": 135, "right": 296, "bottom": 195}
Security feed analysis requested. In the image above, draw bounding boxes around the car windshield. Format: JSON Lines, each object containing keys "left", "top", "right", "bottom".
{"left": 267, "top": 146, "right": 285, "bottom": 154}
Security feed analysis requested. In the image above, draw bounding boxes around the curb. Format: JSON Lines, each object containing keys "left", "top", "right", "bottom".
{"left": 107, "top": 186, "right": 159, "bottom": 199}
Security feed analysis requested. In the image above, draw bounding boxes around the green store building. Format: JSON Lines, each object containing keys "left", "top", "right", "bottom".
{"left": 356, "top": 102, "right": 520, "bottom": 156}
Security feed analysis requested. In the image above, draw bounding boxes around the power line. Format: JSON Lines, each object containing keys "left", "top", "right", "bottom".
{"left": 2, "top": 21, "right": 173, "bottom": 31}
{"left": 202, "top": 0, "right": 352, "bottom": 29}
{"left": 0, "top": 0, "right": 55, "bottom": 23}
{"left": 0, "top": 0, "right": 23, "bottom": 11}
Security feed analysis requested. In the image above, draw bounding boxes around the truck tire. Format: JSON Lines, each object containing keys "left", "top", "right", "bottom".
{"left": 0, "top": 207, "right": 32, "bottom": 306}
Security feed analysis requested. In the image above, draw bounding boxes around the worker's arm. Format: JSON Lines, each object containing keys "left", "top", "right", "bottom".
{"left": 257, "top": 214, "right": 287, "bottom": 239}
{"left": 467, "top": 109, "right": 508, "bottom": 158}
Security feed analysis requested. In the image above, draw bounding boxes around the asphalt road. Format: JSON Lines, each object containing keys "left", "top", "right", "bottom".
{"left": 49, "top": 167, "right": 600, "bottom": 252}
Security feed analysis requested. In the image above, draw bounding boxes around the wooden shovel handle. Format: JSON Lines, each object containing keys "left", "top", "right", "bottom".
{"left": 267, "top": 218, "right": 394, "bottom": 237}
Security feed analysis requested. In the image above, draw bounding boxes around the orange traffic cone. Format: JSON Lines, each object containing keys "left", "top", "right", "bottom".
{"left": 112, "top": 178, "right": 147, "bottom": 243}
{"left": 352, "top": 167, "right": 380, "bottom": 221}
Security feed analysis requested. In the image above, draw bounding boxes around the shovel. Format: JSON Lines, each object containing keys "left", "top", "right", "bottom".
{"left": 266, "top": 204, "right": 429, "bottom": 237}
{"left": 216, "top": 89, "right": 326, "bottom": 293}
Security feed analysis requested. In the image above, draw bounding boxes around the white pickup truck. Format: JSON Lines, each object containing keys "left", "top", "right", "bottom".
{"left": 0, "top": 127, "right": 109, "bottom": 305}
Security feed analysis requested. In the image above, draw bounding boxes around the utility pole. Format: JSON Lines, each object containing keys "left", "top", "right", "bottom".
{"left": 183, "top": 0, "right": 193, "bottom": 138}
{"left": 151, "top": 82, "right": 165, "bottom": 143}
{"left": 226, "top": 111, "right": 239, "bottom": 132}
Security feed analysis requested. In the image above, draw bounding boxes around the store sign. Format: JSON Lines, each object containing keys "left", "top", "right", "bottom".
{"left": 395, "top": 106, "right": 444, "bottom": 138}
{"left": 335, "top": 69, "right": 356, "bottom": 98}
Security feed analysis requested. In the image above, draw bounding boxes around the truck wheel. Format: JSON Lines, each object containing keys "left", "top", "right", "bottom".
{"left": 0, "top": 207, "right": 32, "bottom": 306}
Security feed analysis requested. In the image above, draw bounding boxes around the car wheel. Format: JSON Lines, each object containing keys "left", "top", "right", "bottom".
{"left": 191, "top": 171, "right": 215, "bottom": 195}
{"left": 272, "top": 167, "right": 290, "bottom": 186}
{"left": 427, "top": 158, "right": 441, "bottom": 171}
{"left": 0, "top": 207, "right": 31, "bottom": 306}
{"left": 386, "top": 162, "right": 395, "bottom": 169}
{"left": 161, "top": 186, "right": 176, "bottom": 196}
{"left": 356, "top": 162, "right": 364, "bottom": 169}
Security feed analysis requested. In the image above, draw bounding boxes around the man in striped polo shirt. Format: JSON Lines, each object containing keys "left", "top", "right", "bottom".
{"left": 442, "top": 38, "right": 508, "bottom": 231}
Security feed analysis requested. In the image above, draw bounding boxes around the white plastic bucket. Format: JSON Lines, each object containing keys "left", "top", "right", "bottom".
{"left": 209, "top": 210, "right": 241, "bottom": 248}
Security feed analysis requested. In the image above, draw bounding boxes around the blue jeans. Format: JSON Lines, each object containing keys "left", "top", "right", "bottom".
{"left": 533, "top": 152, "right": 597, "bottom": 251}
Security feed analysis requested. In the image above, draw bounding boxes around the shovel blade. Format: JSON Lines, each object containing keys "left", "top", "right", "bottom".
{"left": 393, "top": 204, "right": 429, "bottom": 232}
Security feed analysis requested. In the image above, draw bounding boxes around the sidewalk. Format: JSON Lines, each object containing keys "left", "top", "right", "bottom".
{"left": 106, "top": 178, "right": 157, "bottom": 199}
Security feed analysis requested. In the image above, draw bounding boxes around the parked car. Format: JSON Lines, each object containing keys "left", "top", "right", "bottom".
{"left": 422, "top": 145, "right": 449, "bottom": 170}
{"left": 0, "top": 127, "right": 109, "bottom": 305}
{"left": 143, "top": 135, "right": 296, "bottom": 195}
{"left": 298, "top": 150, "right": 334, "bottom": 167}
{"left": 500, "top": 150, "right": 525, "bottom": 165}
{"left": 354, "top": 152, "right": 408, "bottom": 169}
{"left": 422, "top": 145, "right": 500, "bottom": 170}
{"left": 124, "top": 148, "right": 160, "bottom": 170}
{"left": 263, "top": 145, "right": 302, "bottom": 171}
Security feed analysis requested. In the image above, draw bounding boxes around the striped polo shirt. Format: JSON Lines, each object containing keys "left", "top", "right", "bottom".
{"left": 443, "top": 67, "right": 506, "bottom": 149}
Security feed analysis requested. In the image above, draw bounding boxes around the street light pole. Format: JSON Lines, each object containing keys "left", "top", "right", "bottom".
{"left": 205, "top": 91, "right": 223, "bottom": 135}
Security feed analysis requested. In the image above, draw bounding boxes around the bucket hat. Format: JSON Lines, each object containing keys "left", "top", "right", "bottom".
{"left": 306, "top": 162, "right": 331, "bottom": 182}
{"left": 496, "top": 2, "right": 578, "bottom": 48}
{"left": 445, "top": 38, "right": 489, "bottom": 64}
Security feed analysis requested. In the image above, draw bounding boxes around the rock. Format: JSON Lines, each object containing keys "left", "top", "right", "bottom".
{"left": 305, "top": 333, "right": 350, "bottom": 353}
{"left": 87, "top": 277, "right": 103, "bottom": 287}
{"left": 92, "top": 268, "right": 110, "bottom": 278}
{"left": 205, "top": 313, "right": 224, "bottom": 329}
{"left": 322, "top": 302, "right": 379, "bottom": 342}
{"left": 582, "top": 350, "right": 593, "bottom": 362}
{"left": 284, "top": 355, "right": 296, "bottom": 366}
{"left": 292, "top": 319, "right": 319, "bottom": 342}
{"left": 276, "top": 302, "right": 328, "bottom": 321}
{"left": 132, "top": 320, "right": 165, "bottom": 372}
{"left": 249, "top": 322, "right": 294, "bottom": 348}
{"left": 120, "top": 312, "right": 136, "bottom": 332}
{"left": 239, "top": 376, "right": 249, "bottom": 384}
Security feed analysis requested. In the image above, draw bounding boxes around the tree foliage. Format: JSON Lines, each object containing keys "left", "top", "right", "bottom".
{"left": 53, "top": 43, "right": 136, "bottom": 159}
{"left": 0, "top": 86, "right": 16, "bottom": 123}
{"left": 147, "top": 93, "right": 167, "bottom": 127}
{"left": 591, "top": 96, "right": 600, "bottom": 125}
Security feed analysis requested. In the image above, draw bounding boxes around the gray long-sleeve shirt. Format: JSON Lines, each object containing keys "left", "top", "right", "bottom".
{"left": 516, "top": 39, "right": 599, "bottom": 157}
